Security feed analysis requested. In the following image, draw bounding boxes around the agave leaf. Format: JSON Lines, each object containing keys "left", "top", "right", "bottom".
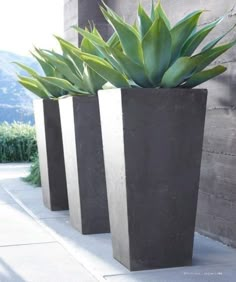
{"left": 101, "top": 7, "right": 143, "bottom": 65}
{"left": 55, "top": 35, "right": 80, "bottom": 50}
{"left": 107, "top": 32, "right": 121, "bottom": 48}
{"left": 31, "top": 73, "right": 65, "bottom": 97}
{"left": 14, "top": 62, "right": 38, "bottom": 76}
{"left": 44, "top": 50, "right": 82, "bottom": 78}
{"left": 142, "top": 16, "right": 172, "bottom": 86}
{"left": 31, "top": 50, "right": 55, "bottom": 76}
{"left": 34, "top": 48, "right": 57, "bottom": 73}
{"left": 183, "top": 65, "right": 227, "bottom": 88}
{"left": 201, "top": 23, "right": 236, "bottom": 52}
{"left": 95, "top": 45, "right": 127, "bottom": 74}
{"left": 81, "top": 36, "right": 104, "bottom": 57}
{"left": 109, "top": 47, "right": 152, "bottom": 87}
{"left": 161, "top": 56, "right": 202, "bottom": 88}
{"left": 82, "top": 64, "right": 106, "bottom": 94}
{"left": 37, "top": 51, "right": 83, "bottom": 87}
{"left": 55, "top": 36, "right": 84, "bottom": 74}
{"left": 18, "top": 75, "right": 50, "bottom": 99}
{"left": 170, "top": 10, "right": 203, "bottom": 63}
{"left": 181, "top": 16, "right": 224, "bottom": 56}
{"left": 92, "top": 26, "right": 103, "bottom": 39}
{"left": 101, "top": 0, "right": 126, "bottom": 22}
{"left": 73, "top": 27, "right": 126, "bottom": 73}
{"left": 81, "top": 35, "right": 107, "bottom": 92}
{"left": 154, "top": 1, "right": 171, "bottom": 29}
{"left": 195, "top": 39, "right": 236, "bottom": 72}
{"left": 79, "top": 52, "right": 130, "bottom": 88}
{"left": 138, "top": 4, "right": 153, "bottom": 38}
{"left": 74, "top": 26, "right": 108, "bottom": 48}
{"left": 36, "top": 76, "right": 88, "bottom": 95}
{"left": 151, "top": 0, "right": 155, "bottom": 21}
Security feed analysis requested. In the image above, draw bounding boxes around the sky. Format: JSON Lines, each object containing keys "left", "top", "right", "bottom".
{"left": 0, "top": 0, "right": 64, "bottom": 56}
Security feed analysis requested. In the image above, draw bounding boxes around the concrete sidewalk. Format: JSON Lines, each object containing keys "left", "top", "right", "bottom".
{"left": 0, "top": 164, "right": 236, "bottom": 282}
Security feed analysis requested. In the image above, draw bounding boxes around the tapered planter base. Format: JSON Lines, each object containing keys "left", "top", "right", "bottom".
{"left": 59, "top": 96, "right": 110, "bottom": 234}
{"left": 98, "top": 88, "right": 207, "bottom": 271}
{"left": 34, "top": 99, "right": 68, "bottom": 211}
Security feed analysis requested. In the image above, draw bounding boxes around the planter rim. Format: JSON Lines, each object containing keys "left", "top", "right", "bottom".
{"left": 58, "top": 95, "right": 99, "bottom": 104}
{"left": 98, "top": 88, "right": 207, "bottom": 93}
{"left": 33, "top": 98, "right": 59, "bottom": 105}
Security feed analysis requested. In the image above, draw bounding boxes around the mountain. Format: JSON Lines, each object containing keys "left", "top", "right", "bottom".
{"left": 0, "top": 50, "right": 42, "bottom": 124}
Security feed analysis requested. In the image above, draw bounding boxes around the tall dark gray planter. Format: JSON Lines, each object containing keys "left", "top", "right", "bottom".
{"left": 59, "top": 96, "right": 110, "bottom": 234}
{"left": 98, "top": 88, "right": 207, "bottom": 271}
{"left": 33, "top": 99, "right": 68, "bottom": 211}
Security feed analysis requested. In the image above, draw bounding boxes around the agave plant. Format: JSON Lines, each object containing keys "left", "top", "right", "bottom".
{"left": 16, "top": 48, "right": 68, "bottom": 99}
{"left": 16, "top": 36, "right": 110, "bottom": 97}
{"left": 74, "top": 1, "right": 236, "bottom": 89}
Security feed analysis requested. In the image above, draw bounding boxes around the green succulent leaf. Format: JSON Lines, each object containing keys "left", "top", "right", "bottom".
{"left": 92, "top": 26, "right": 103, "bottom": 39}
{"left": 45, "top": 50, "right": 81, "bottom": 77}
{"left": 195, "top": 39, "right": 236, "bottom": 72}
{"left": 74, "top": 27, "right": 126, "bottom": 73}
{"left": 183, "top": 65, "right": 227, "bottom": 88}
{"left": 201, "top": 23, "right": 236, "bottom": 52}
{"left": 161, "top": 56, "right": 202, "bottom": 88}
{"left": 101, "top": 6, "right": 143, "bottom": 65}
{"left": 151, "top": 0, "right": 155, "bottom": 21}
{"left": 181, "top": 16, "right": 224, "bottom": 56}
{"left": 79, "top": 52, "right": 130, "bottom": 88}
{"left": 36, "top": 76, "right": 88, "bottom": 95}
{"left": 14, "top": 62, "right": 38, "bottom": 76}
{"left": 142, "top": 16, "right": 172, "bottom": 86}
{"left": 18, "top": 76, "right": 50, "bottom": 99}
{"left": 29, "top": 73, "right": 65, "bottom": 97}
{"left": 170, "top": 10, "right": 203, "bottom": 63}
{"left": 81, "top": 36, "right": 104, "bottom": 57}
{"left": 109, "top": 47, "right": 152, "bottom": 87}
{"left": 73, "top": 26, "right": 108, "bottom": 48}
{"left": 154, "top": 1, "right": 171, "bottom": 29}
{"left": 82, "top": 64, "right": 106, "bottom": 94}
{"left": 107, "top": 32, "right": 122, "bottom": 48}
{"left": 55, "top": 36, "right": 84, "bottom": 74}
{"left": 31, "top": 49, "right": 55, "bottom": 76}
{"left": 38, "top": 51, "right": 83, "bottom": 87}
{"left": 138, "top": 4, "right": 153, "bottom": 38}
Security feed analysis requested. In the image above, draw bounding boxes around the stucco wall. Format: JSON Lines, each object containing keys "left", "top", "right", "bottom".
{"left": 64, "top": 0, "right": 236, "bottom": 247}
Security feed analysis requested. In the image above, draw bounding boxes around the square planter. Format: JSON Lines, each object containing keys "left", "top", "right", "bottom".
{"left": 33, "top": 99, "right": 68, "bottom": 211}
{"left": 59, "top": 96, "right": 110, "bottom": 234}
{"left": 98, "top": 88, "right": 207, "bottom": 271}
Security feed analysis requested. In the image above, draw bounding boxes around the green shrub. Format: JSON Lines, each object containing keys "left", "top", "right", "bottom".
{"left": 23, "top": 153, "right": 41, "bottom": 186}
{"left": 0, "top": 122, "right": 37, "bottom": 163}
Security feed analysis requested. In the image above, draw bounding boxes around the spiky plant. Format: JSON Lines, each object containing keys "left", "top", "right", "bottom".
{"left": 23, "top": 153, "right": 41, "bottom": 186}
{"left": 74, "top": 1, "right": 236, "bottom": 89}
{"left": 16, "top": 35, "right": 113, "bottom": 97}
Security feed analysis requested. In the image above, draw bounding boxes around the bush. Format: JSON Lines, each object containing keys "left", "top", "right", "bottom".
{"left": 23, "top": 153, "right": 41, "bottom": 186}
{"left": 0, "top": 122, "right": 37, "bottom": 163}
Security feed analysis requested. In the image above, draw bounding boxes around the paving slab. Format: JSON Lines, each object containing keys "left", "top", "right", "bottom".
{"left": 192, "top": 234, "right": 236, "bottom": 266}
{"left": 0, "top": 190, "right": 15, "bottom": 206}
{"left": 1, "top": 164, "right": 236, "bottom": 282}
{"left": 104, "top": 264, "right": 236, "bottom": 282}
{"left": 40, "top": 217, "right": 236, "bottom": 282}
{"left": 0, "top": 178, "right": 35, "bottom": 193}
{"left": 0, "top": 204, "right": 54, "bottom": 246}
{"left": 5, "top": 188, "right": 69, "bottom": 219}
{"left": 0, "top": 163, "right": 30, "bottom": 180}
{"left": 0, "top": 242, "right": 97, "bottom": 282}
{"left": 42, "top": 217, "right": 129, "bottom": 278}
